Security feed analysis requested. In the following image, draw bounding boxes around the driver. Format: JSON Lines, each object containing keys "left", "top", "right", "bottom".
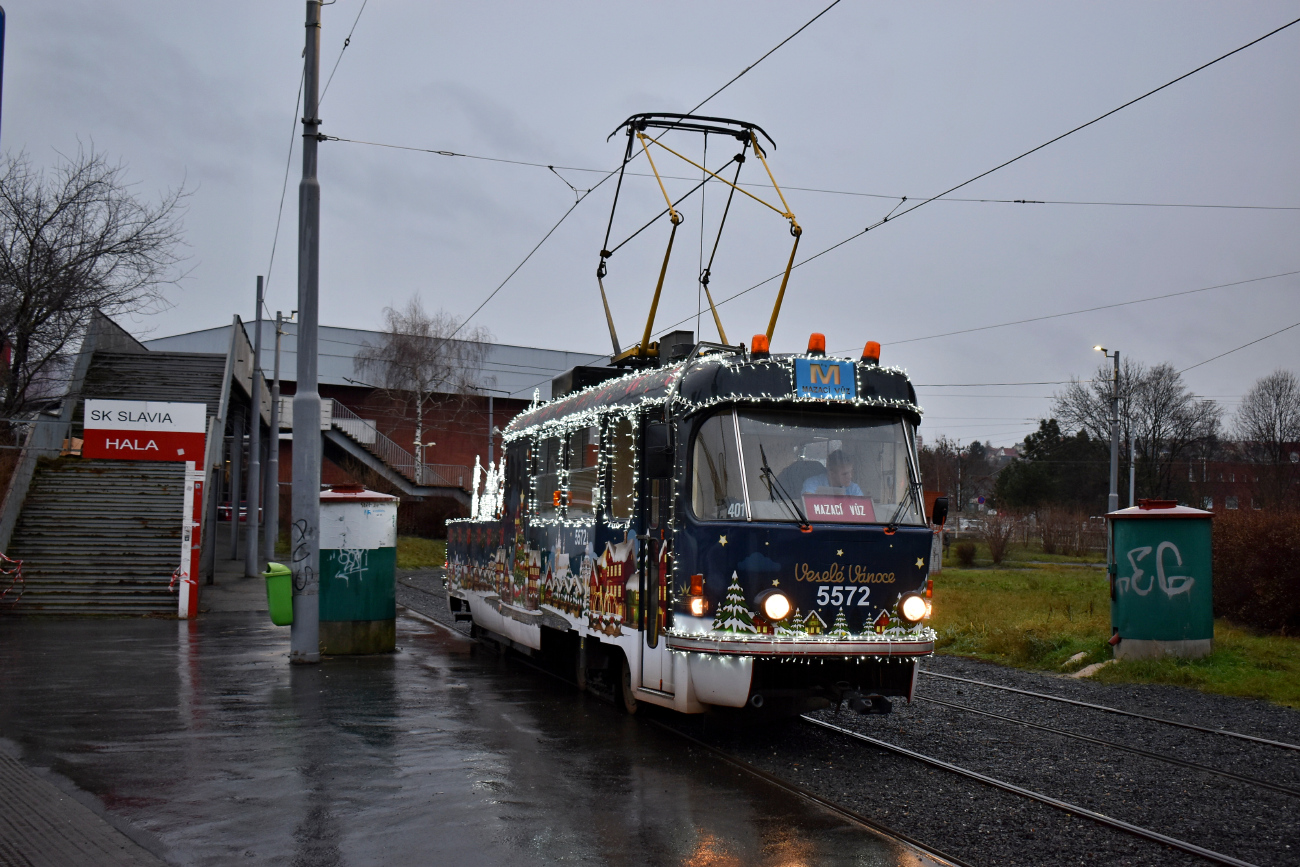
{"left": 802, "top": 449, "right": 863, "bottom": 496}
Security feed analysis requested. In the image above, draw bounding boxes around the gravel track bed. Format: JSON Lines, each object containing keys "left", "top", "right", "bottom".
{"left": 917, "top": 658, "right": 1300, "bottom": 797}
{"left": 397, "top": 570, "right": 1299, "bottom": 866}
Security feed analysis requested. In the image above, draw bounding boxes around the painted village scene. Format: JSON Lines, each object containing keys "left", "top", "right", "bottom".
{"left": 445, "top": 481, "right": 909, "bottom": 642}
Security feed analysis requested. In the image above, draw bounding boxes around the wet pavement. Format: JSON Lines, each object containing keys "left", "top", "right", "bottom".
{"left": 0, "top": 606, "right": 937, "bottom": 866}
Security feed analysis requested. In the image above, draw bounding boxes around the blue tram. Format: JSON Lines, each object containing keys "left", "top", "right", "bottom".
{"left": 446, "top": 334, "right": 943, "bottom": 715}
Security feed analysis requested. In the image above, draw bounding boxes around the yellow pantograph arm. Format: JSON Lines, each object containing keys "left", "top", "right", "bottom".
{"left": 636, "top": 133, "right": 681, "bottom": 224}
{"left": 750, "top": 131, "right": 798, "bottom": 231}
{"left": 640, "top": 134, "right": 793, "bottom": 222}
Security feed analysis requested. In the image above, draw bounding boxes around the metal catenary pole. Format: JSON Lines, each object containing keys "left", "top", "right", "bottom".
{"left": 228, "top": 406, "right": 243, "bottom": 558}
{"left": 1128, "top": 429, "right": 1136, "bottom": 508}
{"left": 290, "top": 0, "right": 323, "bottom": 664}
{"left": 1108, "top": 351, "right": 1120, "bottom": 514}
{"left": 245, "top": 277, "right": 264, "bottom": 578}
{"left": 264, "top": 311, "right": 284, "bottom": 563}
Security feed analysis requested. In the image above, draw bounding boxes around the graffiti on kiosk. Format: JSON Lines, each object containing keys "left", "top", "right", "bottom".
{"left": 334, "top": 548, "right": 370, "bottom": 588}
{"left": 1118, "top": 541, "right": 1195, "bottom": 598}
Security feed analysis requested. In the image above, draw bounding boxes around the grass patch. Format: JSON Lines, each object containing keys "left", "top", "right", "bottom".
{"left": 1089, "top": 623, "right": 1300, "bottom": 708}
{"left": 396, "top": 536, "right": 446, "bottom": 570}
{"left": 931, "top": 563, "right": 1300, "bottom": 708}
{"left": 942, "top": 538, "right": 1105, "bottom": 568}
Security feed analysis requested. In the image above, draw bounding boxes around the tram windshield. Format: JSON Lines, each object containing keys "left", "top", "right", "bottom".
{"left": 691, "top": 409, "right": 925, "bottom": 525}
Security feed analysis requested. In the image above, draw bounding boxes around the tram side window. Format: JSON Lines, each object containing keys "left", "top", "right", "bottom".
{"left": 567, "top": 426, "right": 599, "bottom": 518}
{"left": 534, "top": 435, "right": 563, "bottom": 520}
{"left": 691, "top": 412, "right": 746, "bottom": 520}
{"left": 607, "top": 416, "right": 636, "bottom": 521}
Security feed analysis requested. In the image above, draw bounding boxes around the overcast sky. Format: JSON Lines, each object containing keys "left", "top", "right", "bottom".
{"left": 9, "top": 1, "right": 1300, "bottom": 445}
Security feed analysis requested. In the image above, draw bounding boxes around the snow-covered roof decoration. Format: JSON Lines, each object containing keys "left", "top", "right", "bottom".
{"left": 501, "top": 352, "right": 923, "bottom": 446}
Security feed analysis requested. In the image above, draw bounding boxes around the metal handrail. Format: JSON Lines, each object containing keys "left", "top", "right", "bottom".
{"left": 327, "top": 399, "right": 468, "bottom": 489}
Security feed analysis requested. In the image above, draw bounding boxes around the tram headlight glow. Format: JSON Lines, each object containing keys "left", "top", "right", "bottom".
{"left": 755, "top": 589, "right": 793, "bottom": 622}
{"left": 899, "top": 593, "right": 927, "bottom": 624}
{"left": 689, "top": 596, "right": 708, "bottom": 617}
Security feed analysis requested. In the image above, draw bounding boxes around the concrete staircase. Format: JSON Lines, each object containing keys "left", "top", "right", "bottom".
{"left": 319, "top": 399, "right": 470, "bottom": 506}
{"left": 3, "top": 460, "right": 185, "bottom": 615}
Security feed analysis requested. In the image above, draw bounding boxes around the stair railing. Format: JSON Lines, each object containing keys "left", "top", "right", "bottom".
{"left": 326, "top": 400, "right": 468, "bottom": 490}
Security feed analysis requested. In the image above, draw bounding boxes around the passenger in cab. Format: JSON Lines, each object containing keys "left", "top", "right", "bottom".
{"left": 801, "top": 449, "right": 863, "bottom": 496}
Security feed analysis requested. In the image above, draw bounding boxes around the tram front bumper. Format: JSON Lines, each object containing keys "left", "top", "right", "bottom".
{"left": 665, "top": 632, "right": 934, "bottom": 658}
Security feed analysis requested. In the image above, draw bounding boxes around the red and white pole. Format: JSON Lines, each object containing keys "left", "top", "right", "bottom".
{"left": 177, "top": 460, "right": 204, "bottom": 618}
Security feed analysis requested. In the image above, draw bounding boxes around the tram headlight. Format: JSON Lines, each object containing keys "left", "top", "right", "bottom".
{"left": 689, "top": 596, "right": 708, "bottom": 617}
{"left": 755, "top": 589, "right": 793, "bottom": 622}
{"left": 899, "top": 592, "right": 928, "bottom": 624}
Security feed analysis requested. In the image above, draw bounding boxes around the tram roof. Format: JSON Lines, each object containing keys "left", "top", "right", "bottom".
{"left": 503, "top": 353, "right": 921, "bottom": 438}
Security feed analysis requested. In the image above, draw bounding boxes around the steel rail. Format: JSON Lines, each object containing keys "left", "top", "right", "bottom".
{"left": 922, "top": 671, "right": 1300, "bottom": 751}
{"left": 804, "top": 716, "right": 1261, "bottom": 867}
{"left": 647, "top": 721, "right": 971, "bottom": 867}
{"left": 918, "top": 696, "right": 1300, "bottom": 798}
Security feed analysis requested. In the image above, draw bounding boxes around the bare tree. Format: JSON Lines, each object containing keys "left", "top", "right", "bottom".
{"left": 0, "top": 148, "right": 187, "bottom": 420}
{"left": 354, "top": 298, "right": 492, "bottom": 483}
{"left": 1234, "top": 369, "right": 1300, "bottom": 507}
{"left": 1054, "top": 359, "right": 1219, "bottom": 500}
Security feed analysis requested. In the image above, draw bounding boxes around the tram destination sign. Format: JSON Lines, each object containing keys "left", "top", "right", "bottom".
{"left": 794, "top": 359, "right": 856, "bottom": 400}
{"left": 83, "top": 399, "right": 207, "bottom": 462}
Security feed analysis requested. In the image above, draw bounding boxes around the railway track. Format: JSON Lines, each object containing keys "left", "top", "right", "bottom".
{"left": 650, "top": 720, "right": 972, "bottom": 867}
{"left": 399, "top": 584, "right": 1293, "bottom": 866}
{"left": 802, "top": 715, "right": 1263, "bottom": 867}
{"left": 915, "top": 694, "right": 1300, "bottom": 798}
{"left": 398, "top": 592, "right": 970, "bottom": 867}
{"left": 920, "top": 670, "right": 1300, "bottom": 752}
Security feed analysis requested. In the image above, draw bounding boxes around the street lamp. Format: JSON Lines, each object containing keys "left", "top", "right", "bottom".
{"left": 1095, "top": 346, "right": 1120, "bottom": 514}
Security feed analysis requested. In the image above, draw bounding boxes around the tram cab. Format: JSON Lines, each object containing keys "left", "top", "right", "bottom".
{"left": 446, "top": 333, "right": 940, "bottom": 715}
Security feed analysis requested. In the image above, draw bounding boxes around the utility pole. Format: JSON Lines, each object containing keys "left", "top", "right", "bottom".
{"left": 228, "top": 407, "right": 243, "bottom": 559}
{"left": 1128, "top": 429, "right": 1136, "bottom": 508}
{"left": 290, "top": 0, "right": 323, "bottom": 664}
{"left": 1096, "top": 346, "right": 1120, "bottom": 514}
{"left": 246, "top": 277, "right": 264, "bottom": 578}
{"left": 264, "top": 310, "right": 286, "bottom": 563}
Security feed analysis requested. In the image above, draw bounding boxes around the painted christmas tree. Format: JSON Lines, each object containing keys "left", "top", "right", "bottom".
{"left": 828, "top": 608, "right": 852, "bottom": 639}
{"left": 776, "top": 607, "right": 803, "bottom": 637}
{"left": 711, "top": 572, "right": 757, "bottom": 634}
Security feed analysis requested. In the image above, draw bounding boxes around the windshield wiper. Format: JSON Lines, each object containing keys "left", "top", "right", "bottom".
{"left": 759, "top": 443, "right": 810, "bottom": 531}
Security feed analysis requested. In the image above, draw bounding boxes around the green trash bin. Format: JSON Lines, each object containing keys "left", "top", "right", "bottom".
{"left": 264, "top": 562, "right": 294, "bottom": 626}
{"left": 318, "top": 485, "right": 399, "bottom": 654}
{"left": 1108, "top": 499, "right": 1214, "bottom": 660}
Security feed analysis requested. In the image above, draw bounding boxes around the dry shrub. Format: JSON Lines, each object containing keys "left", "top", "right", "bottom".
{"left": 954, "top": 540, "right": 977, "bottom": 567}
{"left": 979, "top": 511, "right": 1019, "bottom": 565}
{"left": 1213, "top": 509, "right": 1300, "bottom": 634}
{"left": 1038, "top": 507, "right": 1100, "bottom": 556}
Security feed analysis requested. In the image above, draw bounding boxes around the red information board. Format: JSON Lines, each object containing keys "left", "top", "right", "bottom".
{"left": 83, "top": 399, "right": 207, "bottom": 462}
{"left": 802, "top": 494, "right": 876, "bottom": 523}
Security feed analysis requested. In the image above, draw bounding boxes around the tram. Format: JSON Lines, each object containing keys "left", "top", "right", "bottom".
{"left": 445, "top": 114, "right": 944, "bottom": 714}
{"left": 445, "top": 334, "right": 943, "bottom": 714}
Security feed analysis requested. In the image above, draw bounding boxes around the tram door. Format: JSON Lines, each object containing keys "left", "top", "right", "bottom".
{"left": 639, "top": 420, "right": 675, "bottom": 693}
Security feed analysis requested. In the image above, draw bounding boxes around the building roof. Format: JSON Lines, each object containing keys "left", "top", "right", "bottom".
{"left": 142, "top": 323, "right": 606, "bottom": 401}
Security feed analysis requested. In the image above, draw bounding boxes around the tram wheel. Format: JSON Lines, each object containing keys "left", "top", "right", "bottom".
{"left": 617, "top": 654, "right": 639, "bottom": 715}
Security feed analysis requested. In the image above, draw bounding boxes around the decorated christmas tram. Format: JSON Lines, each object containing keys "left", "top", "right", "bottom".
{"left": 445, "top": 334, "right": 944, "bottom": 715}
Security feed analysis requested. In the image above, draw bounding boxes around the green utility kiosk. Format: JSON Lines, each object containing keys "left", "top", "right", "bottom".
{"left": 1107, "top": 499, "right": 1213, "bottom": 660}
{"left": 318, "top": 485, "right": 399, "bottom": 654}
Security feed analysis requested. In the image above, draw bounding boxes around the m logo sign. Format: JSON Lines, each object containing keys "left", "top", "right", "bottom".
{"left": 83, "top": 399, "right": 207, "bottom": 462}
{"left": 795, "top": 359, "right": 856, "bottom": 400}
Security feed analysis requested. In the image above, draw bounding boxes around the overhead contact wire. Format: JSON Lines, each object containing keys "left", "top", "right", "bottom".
{"left": 654, "top": 15, "right": 1300, "bottom": 338}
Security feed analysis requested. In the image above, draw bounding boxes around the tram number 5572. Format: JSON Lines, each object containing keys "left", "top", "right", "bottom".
{"left": 816, "top": 585, "right": 871, "bottom": 606}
